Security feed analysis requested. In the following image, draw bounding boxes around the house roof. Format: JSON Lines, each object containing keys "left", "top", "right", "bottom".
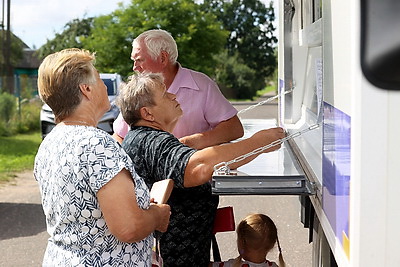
{"left": 1, "top": 29, "right": 41, "bottom": 71}
{"left": 15, "top": 48, "right": 41, "bottom": 70}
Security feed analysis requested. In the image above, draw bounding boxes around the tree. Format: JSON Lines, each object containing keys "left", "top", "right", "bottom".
{"left": 0, "top": 30, "right": 24, "bottom": 94}
{"left": 0, "top": 31, "right": 24, "bottom": 66}
{"left": 83, "top": 0, "right": 228, "bottom": 78}
{"left": 36, "top": 17, "right": 94, "bottom": 60}
{"left": 0, "top": 92, "right": 16, "bottom": 123}
{"left": 202, "top": 0, "right": 277, "bottom": 94}
{"left": 81, "top": 8, "right": 134, "bottom": 77}
{"left": 213, "top": 51, "right": 264, "bottom": 99}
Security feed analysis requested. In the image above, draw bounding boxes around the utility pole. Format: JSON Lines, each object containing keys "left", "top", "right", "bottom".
{"left": 1, "top": 0, "right": 5, "bottom": 91}
{"left": 4, "top": 0, "right": 13, "bottom": 94}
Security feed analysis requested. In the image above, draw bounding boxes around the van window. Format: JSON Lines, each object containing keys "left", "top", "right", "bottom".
{"left": 102, "top": 79, "right": 116, "bottom": 96}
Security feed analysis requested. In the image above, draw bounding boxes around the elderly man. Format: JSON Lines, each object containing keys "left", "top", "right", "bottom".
{"left": 113, "top": 29, "right": 244, "bottom": 149}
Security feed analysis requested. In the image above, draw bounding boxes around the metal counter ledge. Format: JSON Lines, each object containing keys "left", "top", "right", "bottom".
{"left": 211, "top": 119, "right": 315, "bottom": 196}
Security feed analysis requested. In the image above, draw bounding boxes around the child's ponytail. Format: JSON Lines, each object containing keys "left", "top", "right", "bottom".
{"left": 276, "top": 236, "right": 285, "bottom": 267}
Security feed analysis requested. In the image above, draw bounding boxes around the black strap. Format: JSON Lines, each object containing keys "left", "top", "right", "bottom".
{"left": 212, "top": 234, "right": 221, "bottom": 262}
{"left": 154, "top": 231, "right": 162, "bottom": 262}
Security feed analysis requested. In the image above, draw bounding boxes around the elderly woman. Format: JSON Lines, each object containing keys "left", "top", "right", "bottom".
{"left": 34, "top": 48, "right": 170, "bottom": 266}
{"left": 116, "top": 73, "right": 285, "bottom": 267}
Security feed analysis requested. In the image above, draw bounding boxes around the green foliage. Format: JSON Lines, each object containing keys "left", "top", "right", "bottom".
{"left": 0, "top": 94, "right": 41, "bottom": 136}
{"left": 82, "top": 12, "right": 133, "bottom": 77}
{"left": 202, "top": 0, "right": 277, "bottom": 98}
{"left": 83, "top": 0, "right": 228, "bottom": 77}
{"left": 0, "top": 30, "right": 24, "bottom": 66}
{"left": 203, "top": 0, "right": 277, "bottom": 76}
{"left": 213, "top": 51, "right": 264, "bottom": 99}
{"left": 15, "top": 99, "right": 42, "bottom": 133}
{"left": 19, "top": 74, "right": 38, "bottom": 99}
{"left": 0, "top": 131, "right": 41, "bottom": 182}
{"left": 0, "top": 92, "right": 16, "bottom": 123}
{"left": 35, "top": 0, "right": 277, "bottom": 100}
{"left": 36, "top": 17, "right": 95, "bottom": 59}
{"left": 256, "top": 83, "right": 276, "bottom": 98}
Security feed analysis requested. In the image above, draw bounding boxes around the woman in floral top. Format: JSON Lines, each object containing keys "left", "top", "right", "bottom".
{"left": 34, "top": 48, "right": 170, "bottom": 266}
{"left": 116, "top": 73, "right": 285, "bottom": 267}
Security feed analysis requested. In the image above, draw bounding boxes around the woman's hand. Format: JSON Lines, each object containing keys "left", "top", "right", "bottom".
{"left": 98, "top": 169, "right": 171, "bottom": 243}
{"left": 150, "top": 203, "right": 171, "bottom": 233}
{"left": 254, "top": 127, "right": 286, "bottom": 153}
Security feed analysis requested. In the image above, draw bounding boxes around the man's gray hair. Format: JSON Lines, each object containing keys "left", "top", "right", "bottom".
{"left": 132, "top": 29, "right": 178, "bottom": 64}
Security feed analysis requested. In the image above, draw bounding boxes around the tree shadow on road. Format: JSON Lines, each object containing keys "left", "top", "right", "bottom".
{"left": 0, "top": 202, "right": 46, "bottom": 240}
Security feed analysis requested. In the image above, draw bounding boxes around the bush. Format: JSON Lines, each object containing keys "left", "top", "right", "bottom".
{"left": 0, "top": 92, "right": 16, "bottom": 123}
{"left": 16, "top": 98, "right": 42, "bottom": 133}
{"left": 0, "top": 94, "right": 42, "bottom": 136}
{"left": 0, "top": 121, "right": 10, "bottom": 136}
{"left": 213, "top": 51, "right": 265, "bottom": 100}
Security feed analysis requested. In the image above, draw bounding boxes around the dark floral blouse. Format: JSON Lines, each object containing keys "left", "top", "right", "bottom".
{"left": 123, "top": 126, "right": 219, "bottom": 267}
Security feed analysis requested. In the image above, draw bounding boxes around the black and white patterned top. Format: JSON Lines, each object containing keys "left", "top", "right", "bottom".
{"left": 123, "top": 126, "right": 219, "bottom": 267}
{"left": 34, "top": 125, "right": 152, "bottom": 266}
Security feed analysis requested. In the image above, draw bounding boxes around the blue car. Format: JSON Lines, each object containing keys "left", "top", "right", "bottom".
{"left": 40, "top": 73, "right": 122, "bottom": 139}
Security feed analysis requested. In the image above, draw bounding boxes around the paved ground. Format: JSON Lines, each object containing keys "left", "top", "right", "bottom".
{"left": 0, "top": 94, "right": 312, "bottom": 267}
{"left": 0, "top": 172, "right": 47, "bottom": 266}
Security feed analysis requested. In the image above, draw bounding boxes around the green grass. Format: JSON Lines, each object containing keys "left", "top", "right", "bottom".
{"left": 256, "top": 83, "right": 277, "bottom": 98}
{"left": 0, "top": 131, "right": 42, "bottom": 183}
{"left": 228, "top": 84, "right": 277, "bottom": 102}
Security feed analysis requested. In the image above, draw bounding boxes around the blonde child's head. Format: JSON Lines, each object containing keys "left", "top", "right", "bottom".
{"left": 235, "top": 213, "right": 285, "bottom": 267}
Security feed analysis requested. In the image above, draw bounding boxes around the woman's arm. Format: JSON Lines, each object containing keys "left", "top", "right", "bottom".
{"left": 183, "top": 127, "right": 285, "bottom": 187}
{"left": 179, "top": 115, "right": 244, "bottom": 150}
{"left": 97, "top": 168, "right": 170, "bottom": 243}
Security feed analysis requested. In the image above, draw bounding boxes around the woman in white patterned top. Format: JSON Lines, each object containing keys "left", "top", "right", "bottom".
{"left": 34, "top": 48, "right": 170, "bottom": 266}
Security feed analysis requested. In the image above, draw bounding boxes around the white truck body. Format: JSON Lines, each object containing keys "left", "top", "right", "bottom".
{"left": 277, "top": 0, "right": 400, "bottom": 266}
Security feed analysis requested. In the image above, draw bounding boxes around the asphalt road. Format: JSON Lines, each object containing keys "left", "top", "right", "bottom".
{"left": 0, "top": 95, "right": 312, "bottom": 267}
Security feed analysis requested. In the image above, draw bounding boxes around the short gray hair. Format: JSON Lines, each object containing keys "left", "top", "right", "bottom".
{"left": 132, "top": 29, "right": 178, "bottom": 64}
{"left": 116, "top": 73, "right": 165, "bottom": 126}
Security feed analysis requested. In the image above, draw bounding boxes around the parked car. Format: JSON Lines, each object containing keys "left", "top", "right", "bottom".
{"left": 40, "top": 73, "right": 123, "bottom": 139}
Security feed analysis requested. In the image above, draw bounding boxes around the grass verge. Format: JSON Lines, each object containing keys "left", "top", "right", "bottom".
{"left": 0, "top": 131, "right": 42, "bottom": 183}
{"left": 228, "top": 84, "right": 277, "bottom": 102}
{"left": 256, "top": 84, "right": 277, "bottom": 98}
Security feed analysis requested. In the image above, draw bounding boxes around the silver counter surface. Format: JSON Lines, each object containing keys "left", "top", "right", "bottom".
{"left": 211, "top": 119, "right": 315, "bottom": 195}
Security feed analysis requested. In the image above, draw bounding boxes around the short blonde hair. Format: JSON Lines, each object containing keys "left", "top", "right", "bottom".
{"left": 116, "top": 72, "right": 165, "bottom": 126}
{"left": 37, "top": 48, "right": 97, "bottom": 123}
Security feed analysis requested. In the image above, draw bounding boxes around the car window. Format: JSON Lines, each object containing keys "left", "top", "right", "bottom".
{"left": 102, "top": 78, "right": 116, "bottom": 96}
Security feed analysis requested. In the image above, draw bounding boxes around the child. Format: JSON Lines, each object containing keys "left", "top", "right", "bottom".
{"left": 211, "top": 213, "right": 285, "bottom": 267}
